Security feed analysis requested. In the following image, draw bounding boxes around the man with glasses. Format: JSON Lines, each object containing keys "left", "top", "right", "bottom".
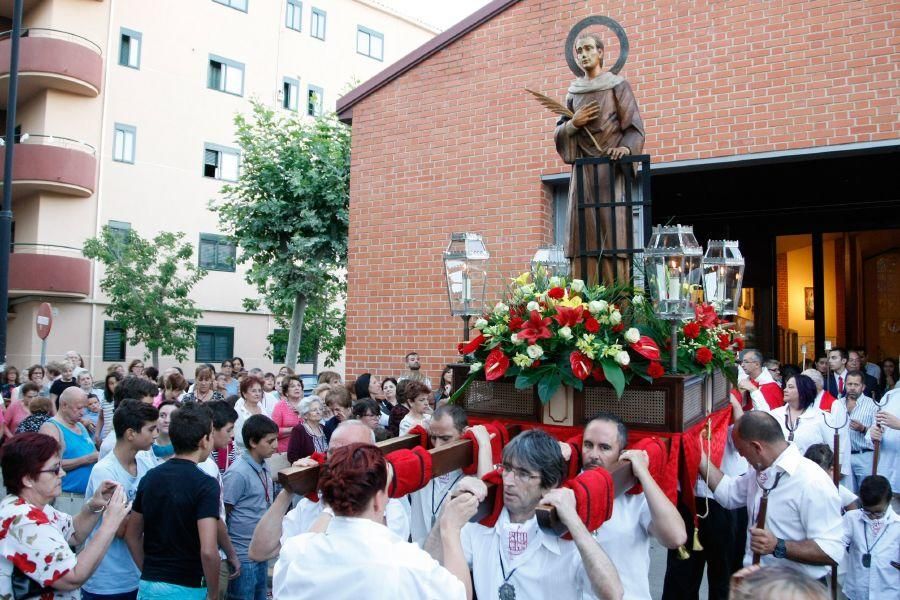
{"left": 732, "top": 349, "right": 784, "bottom": 412}
{"left": 425, "top": 429, "right": 623, "bottom": 600}
{"left": 848, "top": 349, "right": 881, "bottom": 401}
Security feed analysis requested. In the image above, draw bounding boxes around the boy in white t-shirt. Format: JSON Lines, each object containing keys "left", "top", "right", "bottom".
{"left": 804, "top": 444, "right": 859, "bottom": 511}
{"left": 841, "top": 475, "right": 899, "bottom": 600}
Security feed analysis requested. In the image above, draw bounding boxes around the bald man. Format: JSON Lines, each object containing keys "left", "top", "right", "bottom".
{"left": 248, "top": 420, "right": 410, "bottom": 561}
{"left": 39, "top": 387, "right": 99, "bottom": 514}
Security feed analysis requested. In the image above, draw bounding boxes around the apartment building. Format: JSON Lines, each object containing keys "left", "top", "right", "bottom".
{"left": 0, "top": 0, "right": 436, "bottom": 375}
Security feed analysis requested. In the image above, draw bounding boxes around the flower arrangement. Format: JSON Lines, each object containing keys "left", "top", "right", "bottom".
{"left": 455, "top": 272, "right": 744, "bottom": 404}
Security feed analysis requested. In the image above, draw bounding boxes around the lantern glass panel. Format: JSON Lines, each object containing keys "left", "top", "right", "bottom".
{"left": 443, "top": 233, "right": 490, "bottom": 317}
{"left": 643, "top": 225, "right": 703, "bottom": 319}
{"left": 702, "top": 240, "right": 745, "bottom": 316}
{"left": 531, "top": 245, "right": 570, "bottom": 279}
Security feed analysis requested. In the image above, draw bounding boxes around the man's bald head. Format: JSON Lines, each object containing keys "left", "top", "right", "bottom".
{"left": 59, "top": 386, "right": 87, "bottom": 407}
{"left": 330, "top": 420, "right": 376, "bottom": 449}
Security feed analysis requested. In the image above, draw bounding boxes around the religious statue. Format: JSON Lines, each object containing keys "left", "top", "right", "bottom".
{"left": 530, "top": 23, "right": 645, "bottom": 285}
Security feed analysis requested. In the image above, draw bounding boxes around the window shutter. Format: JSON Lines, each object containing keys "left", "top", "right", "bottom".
{"left": 103, "top": 323, "right": 125, "bottom": 361}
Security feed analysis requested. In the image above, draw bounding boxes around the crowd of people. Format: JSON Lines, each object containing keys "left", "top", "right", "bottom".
{"left": 0, "top": 345, "right": 897, "bottom": 599}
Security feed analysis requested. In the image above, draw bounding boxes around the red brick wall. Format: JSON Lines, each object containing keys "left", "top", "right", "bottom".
{"left": 345, "top": 0, "right": 898, "bottom": 382}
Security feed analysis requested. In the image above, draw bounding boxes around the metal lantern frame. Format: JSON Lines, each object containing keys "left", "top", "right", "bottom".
{"left": 530, "top": 244, "right": 570, "bottom": 279}
{"left": 442, "top": 232, "right": 490, "bottom": 342}
{"left": 701, "top": 240, "right": 745, "bottom": 317}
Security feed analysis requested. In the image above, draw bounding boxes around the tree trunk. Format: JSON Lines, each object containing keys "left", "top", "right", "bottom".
{"left": 151, "top": 347, "right": 159, "bottom": 369}
{"left": 285, "top": 293, "right": 307, "bottom": 370}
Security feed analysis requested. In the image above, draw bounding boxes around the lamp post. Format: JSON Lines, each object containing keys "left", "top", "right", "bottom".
{"left": 530, "top": 244, "right": 569, "bottom": 279}
{"left": 701, "top": 240, "right": 745, "bottom": 316}
{"left": 442, "top": 232, "right": 490, "bottom": 343}
{"left": 644, "top": 225, "right": 703, "bottom": 372}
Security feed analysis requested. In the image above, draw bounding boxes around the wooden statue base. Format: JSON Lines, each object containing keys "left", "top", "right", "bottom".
{"left": 450, "top": 364, "right": 731, "bottom": 433}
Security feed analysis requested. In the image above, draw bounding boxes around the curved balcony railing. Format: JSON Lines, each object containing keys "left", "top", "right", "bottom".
{"left": 0, "top": 133, "right": 96, "bottom": 155}
{"left": 0, "top": 27, "right": 103, "bottom": 104}
{"left": 9, "top": 242, "right": 91, "bottom": 298}
{"left": 0, "top": 133, "right": 97, "bottom": 197}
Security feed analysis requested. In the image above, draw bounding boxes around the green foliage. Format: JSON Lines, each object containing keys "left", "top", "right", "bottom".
{"left": 214, "top": 101, "right": 350, "bottom": 367}
{"left": 83, "top": 227, "right": 207, "bottom": 365}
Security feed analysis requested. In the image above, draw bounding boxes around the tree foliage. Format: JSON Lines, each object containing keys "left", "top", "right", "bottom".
{"left": 83, "top": 227, "right": 207, "bottom": 366}
{"left": 215, "top": 100, "right": 350, "bottom": 368}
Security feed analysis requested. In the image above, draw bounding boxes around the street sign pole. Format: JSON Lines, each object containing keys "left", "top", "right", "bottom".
{"left": 36, "top": 302, "right": 52, "bottom": 365}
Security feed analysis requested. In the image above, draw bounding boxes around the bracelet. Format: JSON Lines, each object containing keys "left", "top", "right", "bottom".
{"left": 89, "top": 502, "right": 106, "bottom": 514}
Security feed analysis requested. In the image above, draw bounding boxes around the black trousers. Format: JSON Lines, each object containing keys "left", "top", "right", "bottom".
{"left": 661, "top": 494, "right": 748, "bottom": 600}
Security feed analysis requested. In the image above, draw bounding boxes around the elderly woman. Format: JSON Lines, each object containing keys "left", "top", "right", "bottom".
{"left": 271, "top": 375, "right": 304, "bottom": 453}
{"left": 234, "top": 375, "right": 272, "bottom": 453}
{"left": 0, "top": 432, "right": 130, "bottom": 599}
{"left": 287, "top": 395, "right": 327, "bottom": 463}
{"left": 16, "top": 394, "right": 54, "bottom": 434}
{"left": 770, "top": 374, "right": 834, "bottom": 456}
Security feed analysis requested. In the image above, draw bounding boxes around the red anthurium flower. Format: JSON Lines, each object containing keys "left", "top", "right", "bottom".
{"left": 717, "top": 333, "right": 731, "bottom": 350}
{"left": 485, "top": 348, "right": 510, "bottom": 381}
{"left": 630, "top": 336, "right": 661, "bottom": 361}
{"left": 695, "top": 347, "right": 714, "bottom": 365}
{"left": 458, "top": 334, "right": 485, "bottom": 355}
{"left": 519, "top": 310, "right": 553, "bottom": 345}
{"left": 548, "top": 287, "right": 565, "bottom": 300}
{"left": 695, "top": 303, "right": 718, "bottom": 328}
{"left": 647, "top": 361, "right": 665, "bottom": 379}
{"left": 584, "top": 316, "right": 600, "bottom": 333}
{"left": 532, "top": 360, "right": 541, "bottom": 368}
{"left": 508, "top": 316, "right": 524, "bottom": 331}
{"left": 570, "top": 351, "right": 593, "bottom": 380}
{"left": 683, "top": 322, "right": 701, "bottom": 339}
{"left": 612, "top": 323, "right": 624, "bottom": 333}
{"left": 553, "top": 305, "right": 584, "bottom": 328}
{"left": 591, "top": 366, "right": 606, "bottom": 382}
{"left": 735, "top": 337, "right": 745, "bottom": 351}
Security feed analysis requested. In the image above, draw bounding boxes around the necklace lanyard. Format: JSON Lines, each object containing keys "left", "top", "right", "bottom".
{"left": 497, "top": 546, "right": 519, "bottom": 599}
{"left": 430, "top": 473, "right": 463, "bottom": 522}
{"left": 255, "top": 467, "right": 271, "bottom": 506}
{"left": 752, "top": 471, "right": 785, "bottom": 524}
{"left": 861, "top": 520, "right": 891, "bottom": 567}
{"left": 784, "top": 409, "right": 805, "bottom": 442}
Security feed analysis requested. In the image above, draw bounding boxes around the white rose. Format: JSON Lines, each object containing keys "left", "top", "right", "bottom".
{"left": 474, "top": 318, "right": 489, "bottom": 330}
{"left": 493, "top": 302, "right": 509, "bottom": 315}
{"left": 570, "top": 279, "right": 585, "bottom": 293}
{"left": 549, "top": 276, "right": 561, "bottom": 287}
{"left": 558, "top": 326, "right": 573, "bottom": 340}
{"left": 587, "top": 300, "right": 603, "bottom": 314}
{"left": 470, "top": 362, "right": 483, "bottom": 373}
{"left": 633, "top": 294, "right": 644, "bottom": 306}
{"left": 511, "top": 333, "right": 525, "bottom": 345}
{"left": 609, "top": 310, "right": 622, "bottom": 325}
{"left": 526, "top": 301, "right": 541, "bottom": 312}
{"left": 624, "top": 327, "right": 641, "bottom": 344}
{"left": 526, "top": 345, "right": 544, "bottom": 360}
{"left": 615, "top": 351, "right": 631, "bottom": 367}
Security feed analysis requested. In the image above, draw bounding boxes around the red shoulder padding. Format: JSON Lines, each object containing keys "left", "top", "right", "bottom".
{"left": 304, "top": 452, "right": 328, "bottom": 502}
{"left": 478, "top": 468, "right": 505, "bottom": 526}
{"left": 562, "top": 468, "right": 614, "bottom": 539}
{"left": 564, "top": 434, "right": 584, "bottom": 481}
{"left": 386, "top": 446, "right": 433, "bottom": 498}
{"left": 461, "top": 422, "right": 509, "bottom": 475}
{"left": 625, "top": 437, "right": 667, "bottom": 495}
{"left": 407, "top": 424, "right": 430, "bottom": 449}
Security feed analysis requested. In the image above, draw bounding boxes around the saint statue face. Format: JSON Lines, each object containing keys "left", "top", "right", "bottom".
{"left": 575, "top": 36, "right": 603, "bottom": 74}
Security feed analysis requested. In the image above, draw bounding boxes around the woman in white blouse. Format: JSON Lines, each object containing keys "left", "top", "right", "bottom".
{"left": 771, "top": 373, "right": 833, "bottom": 456}
{"left": 233, "top": 374, "right": 272, "bottom": 452}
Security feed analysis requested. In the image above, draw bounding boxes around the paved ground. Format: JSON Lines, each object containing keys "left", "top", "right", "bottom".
{"left": 648, "top": 539, "right": 709, "bottom": 599}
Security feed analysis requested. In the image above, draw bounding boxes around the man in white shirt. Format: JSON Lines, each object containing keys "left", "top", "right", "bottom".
{"left": 578, "top": 412, "right": 686, "bottom": 599}
{"left": 425, "top": 429, "right": 623, "bottom": 600}
{"left": 841, "top": 475, "right": 899, "bottom": 600}
{"left": 699, "top": 411, "right": 844, "bottom": 581}
{"left": 846, "top": 370, "right": 879, "bottom": 492}
{"left": 868, "top": 388, "right": 900, "bottom": 511}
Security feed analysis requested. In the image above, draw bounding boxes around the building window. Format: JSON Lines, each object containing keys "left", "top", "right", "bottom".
{"left": 203, "top": 144, "right": 240, "bottom": 181}
{"left": 199, "top": 233, "right": 236, "bottom": 272}
{"left": 196, "top": 326, "right": 234, "bottom": 363}
{"left": 119, "top": 28, "right": 141, "bottom": 69}
{"left": 213, "top": 0, "right": 248, "bottom": 12}
{"left": 307, "top": 85, "right": 323, "bottom": 116}
{"left": 282, "top": 77, "right": 299, "bottom": 111}
{"left": 113, "top": 123, "right": 136, "bottom": 164}
{"left": 357, "top": 26, "right": 383, "bottom": 61}
{"left": 103, "top": 321, "right": 126, "bottom": 361}
{"left": 310, "top": 8, "right": 326, "bottom": 40}
{"left": 108, "top": 220, "right": 131, "bottom": 258}
{"left": 208, "top": 55, "right": 244, "bottom": 96}
{"left": 286, "top": 0, "right": 302, "bottom": 31}
{"left": 552, "top": 184, "right": 568, "bottom": 247}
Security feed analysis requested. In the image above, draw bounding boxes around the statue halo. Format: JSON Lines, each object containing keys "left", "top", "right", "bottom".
{"left": 565, "top": 16, "right": 630, "bottom": 77}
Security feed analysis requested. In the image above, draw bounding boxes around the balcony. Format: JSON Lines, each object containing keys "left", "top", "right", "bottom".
{"left": 0, "top": 28, "right": 103, "bottom": 106}
{"left": 8, "top": 243, "right": 91, "bottom": 298}
{"left": 0, "top": 134, "right": 97, "bottom": 197}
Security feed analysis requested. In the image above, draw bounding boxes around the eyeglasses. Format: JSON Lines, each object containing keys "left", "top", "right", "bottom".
{"left": 741, "top": 359, "right": 759, "bottom": 365}
{"left": 39, "top": 465, "right": 63, "bottom": 476}
{"left": 496, "top": 463, "right": 541, "bottom": 483}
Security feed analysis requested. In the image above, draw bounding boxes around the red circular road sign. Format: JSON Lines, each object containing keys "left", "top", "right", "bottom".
{"left": 36, "top": 303, "right": 53, "bottom": 340}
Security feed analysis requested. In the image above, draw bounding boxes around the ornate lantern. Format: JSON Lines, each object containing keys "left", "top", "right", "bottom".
{"left": 644, "top": 225, "right": 703, "bottom": 371}
{"left": 530, "top": 244, "right": 570, "bottom": 279}
{"left": 443, "top": 232, "right": 490, "bottom": 341}
{"left": 701, "top": 240, "right": 744, "bottom": 316}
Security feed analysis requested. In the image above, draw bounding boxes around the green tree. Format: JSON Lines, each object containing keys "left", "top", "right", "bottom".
{"left": 83, "top": 227, "right": 207, "bottom": 367}
{"left": 215, "top": 101, "right": 350, "bottom": 369}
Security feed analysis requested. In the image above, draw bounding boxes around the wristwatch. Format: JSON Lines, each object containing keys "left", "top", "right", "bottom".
{"left": 773, "top": 538, "right": 787, "bottom": 559}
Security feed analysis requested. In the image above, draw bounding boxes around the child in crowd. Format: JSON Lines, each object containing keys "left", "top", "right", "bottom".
{"left": 83, "top": 394, "right": 101, "bottom": 434}
{"left": 138, "top": 400, "right": 178, "bottom": 469}
{"left": 841, "top": 475, "right": 899, "bottom": 600}
{"left": 224, "top": 415, "right": 279, "bottom": 600}
{"left": 804, "top": 443, "right": 858, "bottom": 511}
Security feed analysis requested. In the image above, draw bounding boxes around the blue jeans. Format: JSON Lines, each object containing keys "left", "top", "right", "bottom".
{"left": 136, "top": 580, "right": 207, "bottom": 600}
{"left": 82, "top": 591, "right": 138, "bottom": 600}
{"left": 227, "top": 560, "right": 268, "bottom": 600}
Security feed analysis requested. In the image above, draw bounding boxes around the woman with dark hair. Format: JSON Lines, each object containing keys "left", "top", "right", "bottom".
{"left": 10, "top": 363, "right": 45, "bottom": 404}
{"left": 771, "top": 373, "right": 834, "bottom": 455}
{"left": 0, "top": 433, "right": 130, "bottom": 599}
{"left": 351, "top": 398, "right": 381, "bottom": 431}
{"left": 220, "top": 359, "right": 239, "bottom": 397}
{"left": 378, "top": 377, "right": 398, "bottom": 427}
{"left": 95, "top": 372, "right": 122, "bottom": 445}
{"left": 1, "top": 365, "right": 19, "bottom": 403}
{"left": 387, "top": 380, "right": 412, "bottom": 438}
{"left": 231, "top": 356, "right": 245, "bottom": 373}
{"left": 882, "top": 357, "right": 898, "bottom": 391}
{"left": 126, "top": 359, "right": 144, "bottom": 378}
{"left": 182, "top": 366, "right": 225, "bottom": 404}
{"left": 353, "top": 373, "right": 385, "bottom": 406}
{"left": 271, "top": 376, "right": 303, "bottom": 453}
{"left": 273, "top": 443, "right": 470, "bottom": 600}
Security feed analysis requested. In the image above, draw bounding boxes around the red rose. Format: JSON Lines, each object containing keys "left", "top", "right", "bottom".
{"left": 735, "top": 337, "right": 745, "bottom": 351}
{"left": 508, "top": 316, "right": 524, "bottom": 331}
{"left": 570, "top": 351, "right": 593, "bottom": 380}
{"left": 591, "top": 366, "right": 606, "bottom": 382}
{"left": 11, "top": 552, "right": 36, "bottom": 574}
{"left": 612, "top": 323, "right": 624, "bottom": 333}
{"left": 695, "top": 347, "right": 714, "bottom": 365}
{"left": 647, "top": 361, "right": 665, "bottom": 379}
{"left": 584, "top": 317, "right": 600, "bottom": 333}
{"left": 458, "top": 334, "right": 485, "bottom": 355}
{"left": 484, "top": 348, "right": 510, "bottom": 381}
{"left": 694, "top": 303, "right": 718, "bottom": 328}
{"left": 630, "top": 336, "right": 661, "bottom": 360}
{"left": 548, "top": 287, "right": 565, "bottom": 300}
{"left": 683, "top": 322, "right": 701, "bottom": 339}
{"left": 717, "top": 333, "right": 731, "bottom": 350}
